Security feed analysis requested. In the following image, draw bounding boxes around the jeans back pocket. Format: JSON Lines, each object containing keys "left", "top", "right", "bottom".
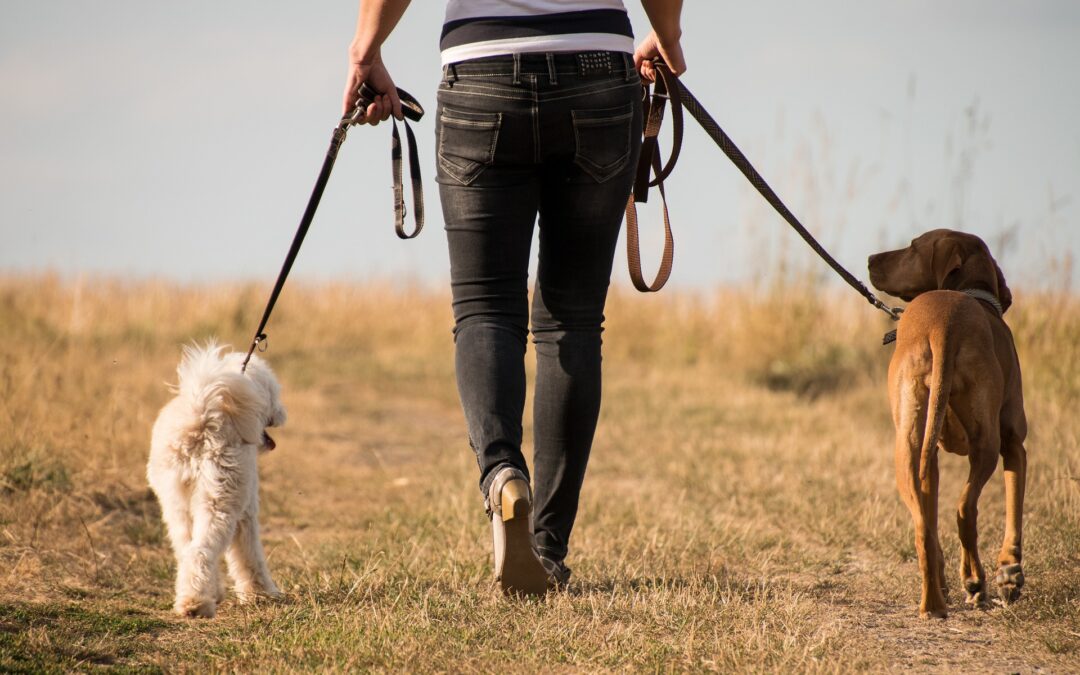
{"left": 571, "top": 102, "right": 635, "bottom": 183}
{"left": 438, "top": 107, "right": 502, "bottom": 186}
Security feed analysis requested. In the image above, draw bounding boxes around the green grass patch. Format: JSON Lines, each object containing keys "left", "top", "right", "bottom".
{"left": 0, "top": 603, "right": 169, "bottom": 672}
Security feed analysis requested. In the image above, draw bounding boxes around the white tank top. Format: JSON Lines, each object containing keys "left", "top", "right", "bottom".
{"left": 441, "top": 0, "right": 634, "bottom": 65}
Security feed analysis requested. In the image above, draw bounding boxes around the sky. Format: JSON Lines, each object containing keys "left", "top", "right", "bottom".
{"left": 1, "top": 1, "right": 1078, "bottom": 291}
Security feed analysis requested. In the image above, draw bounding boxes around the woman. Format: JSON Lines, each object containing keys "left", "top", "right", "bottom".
{"left": 344, "top": 0, "right": 686, "bottom": 595}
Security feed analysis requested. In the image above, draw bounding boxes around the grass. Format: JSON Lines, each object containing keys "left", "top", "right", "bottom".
{"left": 0, "top": 602, "right": 167, "bottom": 672}
{"left": 0, "top": 274, "right": 1078, "bottom": 672}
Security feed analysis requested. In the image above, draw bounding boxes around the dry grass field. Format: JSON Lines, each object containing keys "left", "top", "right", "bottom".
{"left": 1, "top": 274, "right": 1078, "bottom": 672}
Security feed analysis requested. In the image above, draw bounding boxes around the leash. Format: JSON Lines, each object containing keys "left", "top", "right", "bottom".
{"left": 627, "top": 63, "right": 903, "bottom": 329}
{"left": 241, "top": 84, "right": 425, "bottom": 372}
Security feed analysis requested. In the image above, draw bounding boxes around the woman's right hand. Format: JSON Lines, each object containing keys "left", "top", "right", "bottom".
{"left": 633, "top": 29, "right": 686, "bottom": 83}
{"left": 342, "top": 54, "right": 402, "bottom": 125}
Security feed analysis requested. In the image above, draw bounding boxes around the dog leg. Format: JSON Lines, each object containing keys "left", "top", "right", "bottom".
{"left": 154, "top": 480, "right": 192, "bottom": 554}
{"left": 226, "top": 510, "right": 281, "bottom": 603}
{"left": 895, "top": 394, "right": 948, "bottom": 618}
{"left": 896, "top": 440, "right": 948, "bottom": 618}
{"left": 175, "top": 476, "right": 243, "bottom": 619}
{"left": 996, "top": 437, "right": 1027, "bottom": 603}
{"left": 923, "top": 459, "right": 948, "bottom": 618}
{"left": 149, "top": 475, "right": 196, "bottom": 610}
{"left": 934, "top": 530, "right": 949, "bottom": 603}
{"left": 956, "top": 451, "right": 997, "bottom": 606}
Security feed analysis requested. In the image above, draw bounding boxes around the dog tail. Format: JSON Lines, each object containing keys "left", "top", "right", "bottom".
{"left": 175, "top": 341, "right": 263, "bottom": 450}
{"left": 178, "top": 341, "right": 230, "bottom": 412}
{"left": 918, "top": 330, "right": 955, "bottom": 487}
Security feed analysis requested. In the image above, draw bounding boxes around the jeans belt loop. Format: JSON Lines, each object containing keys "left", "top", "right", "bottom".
{"left": 512, "top": 53, "right": 522, "bottom": 85}
{"left": 546, "top": 53, "right": 557, "bottom": 85}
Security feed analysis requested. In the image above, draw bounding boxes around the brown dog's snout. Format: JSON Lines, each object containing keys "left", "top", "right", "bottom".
{"left": 867, "top": 252, "right": 888, "bottom": 285}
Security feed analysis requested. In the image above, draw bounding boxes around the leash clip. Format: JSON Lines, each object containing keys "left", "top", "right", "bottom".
{"left": 240, "top": 332, "right": 267, "bottom": 374}
{"left": 343, "top": 100, "right": 368, "bottom": 128}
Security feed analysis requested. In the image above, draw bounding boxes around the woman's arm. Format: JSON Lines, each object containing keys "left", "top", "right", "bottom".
{"left": 636, "top": 0, "right": 686, "bottom": 81}
{"left": 342, "top": 0, "right": 413, "bottom": 123}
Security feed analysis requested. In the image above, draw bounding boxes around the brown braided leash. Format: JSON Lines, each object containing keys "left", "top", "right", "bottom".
{"left": 627, "top": 63, "right": 902, "bottom": 328}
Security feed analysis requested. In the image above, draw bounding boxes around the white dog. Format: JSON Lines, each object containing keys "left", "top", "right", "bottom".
{"left": 148, "top": 342, "right": 286, "bottom": 618}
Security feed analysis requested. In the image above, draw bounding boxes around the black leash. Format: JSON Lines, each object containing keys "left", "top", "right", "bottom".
{"left": 630, "top": 63, "right": 903, "bottom": 330}
{"left": 241, "top": 84, "right": 425, "bottom": 372}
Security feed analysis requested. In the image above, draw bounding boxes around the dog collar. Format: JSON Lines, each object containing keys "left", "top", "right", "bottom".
{"left": 882, "top": 288, "right": 1005, "bottom": 346}
{"left": 961, "top": 288, "right": 1004, "bottom": 317}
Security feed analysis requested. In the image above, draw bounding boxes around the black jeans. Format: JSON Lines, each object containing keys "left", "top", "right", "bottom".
{"left": 436, "top": 52, "right": 642, "bottom": 563}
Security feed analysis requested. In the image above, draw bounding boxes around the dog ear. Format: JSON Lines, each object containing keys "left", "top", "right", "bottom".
{"left": 994, "top": 259, "right": 1013, "bottom": 313}
{"left": 932, "top": 238, "right": 963, "bottom": 289}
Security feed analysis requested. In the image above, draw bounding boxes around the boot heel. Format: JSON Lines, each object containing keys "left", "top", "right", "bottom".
{"left": 501, "top": 478, "right": 530, "bottom": 522}
{"left": 488, "top": 468, "right": 550, "bottom": 596}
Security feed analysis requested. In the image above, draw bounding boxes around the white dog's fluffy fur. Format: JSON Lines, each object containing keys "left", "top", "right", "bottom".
{"left": 148, "top": 342, "right": 286, "bottom": 618}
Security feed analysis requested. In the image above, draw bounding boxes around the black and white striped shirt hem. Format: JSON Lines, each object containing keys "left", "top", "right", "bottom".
{"left": 440, "top": 9, "right": 634, "bottom": 65}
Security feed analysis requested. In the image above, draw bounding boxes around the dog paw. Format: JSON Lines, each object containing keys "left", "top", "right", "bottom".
{"left": 919, "top": 606, "right": 948, "bottom": 620}
{"left": 963, "top": 579, "right": 988, "bottom": 607}
{"left": 995, "top": 564, "right": 1024, "bottom": 604}
{"left": 175, "top": 595, "right": 216, "bottom": 619}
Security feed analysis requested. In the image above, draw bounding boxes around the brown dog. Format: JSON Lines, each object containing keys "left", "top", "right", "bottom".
{"left": 867, "top": 229, "right": 1027, "bottom": 618}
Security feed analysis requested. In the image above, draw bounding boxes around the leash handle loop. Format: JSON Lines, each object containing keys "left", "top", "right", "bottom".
{"left": 349, "top": 83, "right": 426, "bottom": 239}
{"left": 624, "top": 62, "right": 682, "bottom": 292}
{"left": 625, "top": 149, "right": 675, "bottom": 292}
{"left": 391, "top": 116, "right": 424, "bottom": 239}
